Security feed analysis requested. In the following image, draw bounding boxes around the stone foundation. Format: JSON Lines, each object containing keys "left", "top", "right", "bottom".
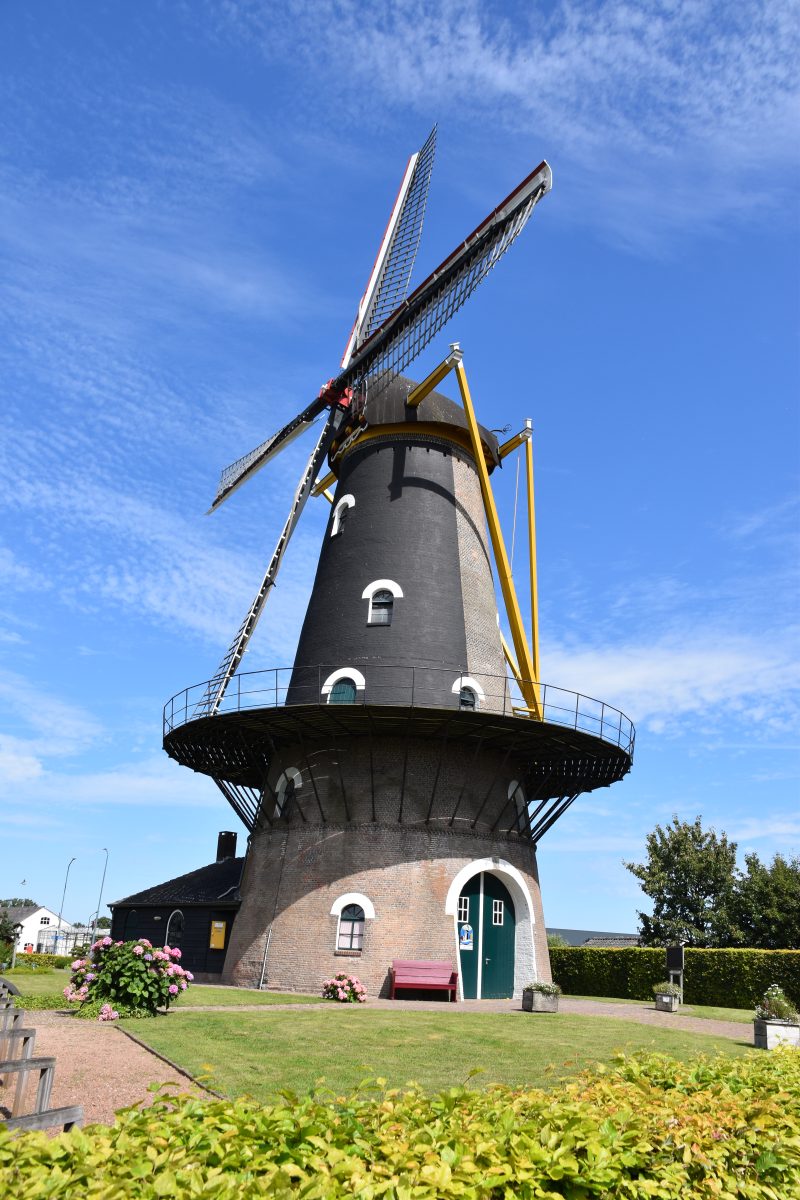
{"left": 223, "top": 822, "right": 551, "bottom": 999}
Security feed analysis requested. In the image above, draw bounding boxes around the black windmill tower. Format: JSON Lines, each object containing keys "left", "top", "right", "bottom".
{"left": 164, "top": 129, "right": 634, "bottom": 999}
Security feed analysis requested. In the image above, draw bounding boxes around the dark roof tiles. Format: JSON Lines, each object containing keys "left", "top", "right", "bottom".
{"left": 110, "top": 858, "right": 244, "bottom": 908}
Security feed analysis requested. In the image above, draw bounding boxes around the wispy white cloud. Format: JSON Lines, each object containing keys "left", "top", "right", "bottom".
{"left": 545, "top": 628, "right": 799, "bottom": 737}
{"left": 220, "top": 0, "right": 799, "bottom": 247}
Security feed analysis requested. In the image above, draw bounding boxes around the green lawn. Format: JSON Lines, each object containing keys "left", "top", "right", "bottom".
{"left": 565, "top": 994, "right": 753, "bottom": 1024}
{"left": 123, "top": 1008, "right": 753, "bottom": 1101}
{"left": 4, "top": 970, "right": 319, "bottom": 1009}
{"left": 3, "top": 968, "right": 68, "bottom": 996}
{"left": 172, "top": 985, "right": 321, "bottom": 1008}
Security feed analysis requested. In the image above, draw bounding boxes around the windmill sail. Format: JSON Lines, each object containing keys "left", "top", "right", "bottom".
{"left": 209, "top": 158, "right": 552, "bottom": 511}
{"left": 195, "top": 407, "right": 342, "bottom": 716}
{"left": 341, "top": 125, "right": 437, "bottom": 368}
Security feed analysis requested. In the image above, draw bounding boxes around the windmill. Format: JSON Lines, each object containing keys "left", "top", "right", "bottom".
{"left": 164, "top": 128, "right": 634, "bottom": 1000}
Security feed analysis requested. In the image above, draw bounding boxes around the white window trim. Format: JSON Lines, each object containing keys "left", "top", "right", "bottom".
{"left": 361, "top": 579, "right": 403, "bottom": 601}
{"left": 274, "top": 766, "right": 302, "bottom": 817}
{"left": 321, "top": 667, "right": 366, "bottom": 698}
{"left": 452, "top": 676, "right": 486, "bottom": 706}
{"left": 331, "top": 494, "right": 355, "bottom": 537}
{"left": 329, "top": 892, "right": 376, "bottom": 919}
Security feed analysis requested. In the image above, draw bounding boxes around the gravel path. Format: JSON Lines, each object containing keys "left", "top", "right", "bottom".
{"left": 5, "top": 1011, "right": 203, "bottom": 1128}
{"left": 6, "top": 998, "right": 748, "bottom": 1129}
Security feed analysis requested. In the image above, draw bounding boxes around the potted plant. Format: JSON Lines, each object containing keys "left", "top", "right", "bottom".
{"left": 652, "top": 981, "right": 681, "bottom": 1012}
{"left": 753, "top": 984, "right": 800, "bottom": 1050}
{"left": 522, "top": 981, "right": 561, "bottom": 1012}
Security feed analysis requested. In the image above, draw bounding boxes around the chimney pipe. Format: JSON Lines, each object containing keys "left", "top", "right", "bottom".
{"left": 216, "top": 831, "right": 237, "bottom": 862}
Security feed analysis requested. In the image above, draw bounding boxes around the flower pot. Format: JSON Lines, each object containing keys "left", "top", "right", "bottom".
{"left": 522, "top": 989, "right": 559, "bottom": 1013}
{"left": 654, "top": 993, "right": 680, "bottom": 1013}
{"left": 753, "top": 1018, "right": 800, "bottom": 1050}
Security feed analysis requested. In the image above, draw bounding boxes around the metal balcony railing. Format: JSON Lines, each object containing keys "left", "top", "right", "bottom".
{"left": 164, "top": 664, "right": 635, "bottom": 757}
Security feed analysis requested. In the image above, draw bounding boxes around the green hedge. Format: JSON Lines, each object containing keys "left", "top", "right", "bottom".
{"left": 7, "top": 953, "right": 71, "bottom": 969}
{"left": 2, "top": 1049, "right": 799, "bottom": 1197}
{"left": 550, "top": 946, "right": 800, "bottom": 1008}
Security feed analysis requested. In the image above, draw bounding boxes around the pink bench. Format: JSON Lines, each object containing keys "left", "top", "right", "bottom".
{"left": 390, "top": 959, "right": 458, "bottom": 1002}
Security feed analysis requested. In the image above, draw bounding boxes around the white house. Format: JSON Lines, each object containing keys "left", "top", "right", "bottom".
{"left": 0, "top": 905, "right": 79, "bottom": 954}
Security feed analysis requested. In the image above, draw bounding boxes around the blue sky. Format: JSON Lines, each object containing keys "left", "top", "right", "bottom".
{"left": 1, "top": 1, "right": 797, "bottom": 934}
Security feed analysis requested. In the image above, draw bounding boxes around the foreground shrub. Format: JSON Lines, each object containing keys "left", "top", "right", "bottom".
{"left": 65, "top": 938, "right": 193, "bottom": 1018}
{"left": 1, "top": 1048, "right": 799, "bottom": 1197}
{"left": 550, "top": 946, "right": 800, "bottom": 1007}
{"left": 322, "top": 972, "right": 366, "bottom": 1003}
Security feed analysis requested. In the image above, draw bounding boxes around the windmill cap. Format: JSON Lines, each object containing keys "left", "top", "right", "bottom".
{"left": 330, "top": 375, "right": 500, "bottom": 470}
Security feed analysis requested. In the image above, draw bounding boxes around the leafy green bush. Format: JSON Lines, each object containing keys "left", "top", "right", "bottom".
{"left": 13, "top": 994, "right": 70, "bottom": 1010}
{"left": 524, "top": 981, "right": 561, "bottom": 995}
{"left": 550, "top": 946, "right": 800, "bottom": 1008}
{"left": 66, "top": 937, "right": 193, "bottom": 1018}
{"left": 2, "top": 1048, "right": 799, "bottom": 1197}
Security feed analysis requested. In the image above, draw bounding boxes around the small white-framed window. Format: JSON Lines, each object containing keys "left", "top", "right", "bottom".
{"left": 40, "top": 917, "right": 50, "bottom": 926}
{"left": 492, "top": 899, "right": 504, "bottom": 925}
{"left": 362, "top": 579, "right": 403, "bottom": 626}
{"left": 330, "top": 892, "right": 375, "bottom": 952}
{"left": 337, "top": 903, "right": 365, "bottom": 949}
{"left": 275, "top": 767, "right": 302, "bottom": 817}
{"left": 321, "top": 667, "right": 366, "bottom": 704}
{"left": 331, "top": 494, "right": 355, "bottom": 537}
{"left": 458, "top": 896, "right": 469, "bottom": 923}
{"left": 452, "top": 676, "right": 485, "bottom": 710}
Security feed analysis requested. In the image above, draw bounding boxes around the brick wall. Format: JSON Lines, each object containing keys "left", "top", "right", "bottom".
{"left": 223, "top": 822, "right": 551, "bottom": 998}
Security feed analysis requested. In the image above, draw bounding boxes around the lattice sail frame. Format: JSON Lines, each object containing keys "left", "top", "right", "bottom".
{"left": 209, "top": 159, "right": 552, "bottom": 512}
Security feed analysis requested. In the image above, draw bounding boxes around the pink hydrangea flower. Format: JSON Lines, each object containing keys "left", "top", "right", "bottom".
{"left": 132, "top": 945, "right": 144, "bottom": 955}
{"left": 168, "top": 984, "right": 179, "bottom": 995}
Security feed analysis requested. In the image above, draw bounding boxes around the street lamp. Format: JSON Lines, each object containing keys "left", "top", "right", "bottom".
{"left": 90, "top": 849, "right": 109, "bottom": 945}
{"left": 57, "top": 857, "right": 76, "bottom": 952}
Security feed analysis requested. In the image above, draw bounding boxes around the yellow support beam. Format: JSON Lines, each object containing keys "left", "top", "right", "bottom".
{"left": 498, "top": 423, "right": 532, "bottom": 461}
{"left": 525, "top": 423, "right": 543, "bottom": 718}
{"left": 500, "top": 632, "right": 523, "bottom": 688}
{"left": 322, "top": 488, "right": 335, "bottom": 504}
{"left": 405, "top": 344, "right": 463, "bottom": 407}
{"left": 312, "top": 471, "right": 336, "bottom": 497}
{"left": 454, "top": 361, "right": 542, "bottom": 720}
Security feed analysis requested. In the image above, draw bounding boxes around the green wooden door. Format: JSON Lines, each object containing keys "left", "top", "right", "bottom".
{"left": 457, "top": 873, "right": 516, "bottom": 999}
{"left": 457, "top": 874, "right": 481, "bottom": 999}
{"left": 481, "top": 875, "right": 516, "bottom": 999}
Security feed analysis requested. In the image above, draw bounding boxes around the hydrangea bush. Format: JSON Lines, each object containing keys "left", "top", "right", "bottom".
{"left": 65, "top": 937, "right": 193, "bottom": 1020}
{"left": 321, "top": 972, "right": 366, "bottom": 1003}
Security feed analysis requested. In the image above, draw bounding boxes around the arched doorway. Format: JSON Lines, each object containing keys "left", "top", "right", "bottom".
{"left": 457, "top": 873, "right": 516, "bottom": 999}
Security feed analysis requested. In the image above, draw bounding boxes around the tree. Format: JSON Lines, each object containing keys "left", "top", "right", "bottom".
{"left": 0, "top": 898, "right": 36, "bottom": 908}
{"left": 547, "top": 933, "right": 570, "bottom": 948}
{"left": 733, "top": 853, "right": 800, "bottom": 949}
{"left": 96, "top": 916, "right": 111, "bottom": 929}
{"left": 0, "top": 911, "right": 19, "bottom": 946}
{"left": 624, "top": 816, "right": 740, "bottom": 947}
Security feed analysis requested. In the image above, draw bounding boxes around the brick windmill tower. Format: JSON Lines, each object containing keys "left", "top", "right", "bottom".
{"left": 164, "top": 129, "right": 634, "bottom": 999}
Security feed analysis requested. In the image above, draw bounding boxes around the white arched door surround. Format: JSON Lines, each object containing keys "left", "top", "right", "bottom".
{"left": 445, "top": 858, "right": 538, "bottom": 1000}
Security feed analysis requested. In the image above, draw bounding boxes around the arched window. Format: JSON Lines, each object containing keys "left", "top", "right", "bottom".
{"left": 321, "top": 667, "right": 366, "bottom": 703}
{"left": 165, "top": 909, "right": 184, "bottom": 948}
{"left": 329, "top": 678, "right": 357, "bottom": 704}
{"left": 275, "top": 767, "right": 302, "bottom": 817}
{"left": 362, "top": 579, "right": 403, "bottom": 625}
{"left": 369, "top": 589, "right": 394, "bottom": 626}
{"left": 331, "top": 494, "right": 355, "bottom": 537}
{"left": 452, "top": 676, "right": 485, "bottom": 710}
{"left": 337, "top": 903, "right": 365, "bottom": 950}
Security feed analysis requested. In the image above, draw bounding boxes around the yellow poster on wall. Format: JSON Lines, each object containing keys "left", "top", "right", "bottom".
{"left": 209, "top": 920, "right": 227, "bottom": 950}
